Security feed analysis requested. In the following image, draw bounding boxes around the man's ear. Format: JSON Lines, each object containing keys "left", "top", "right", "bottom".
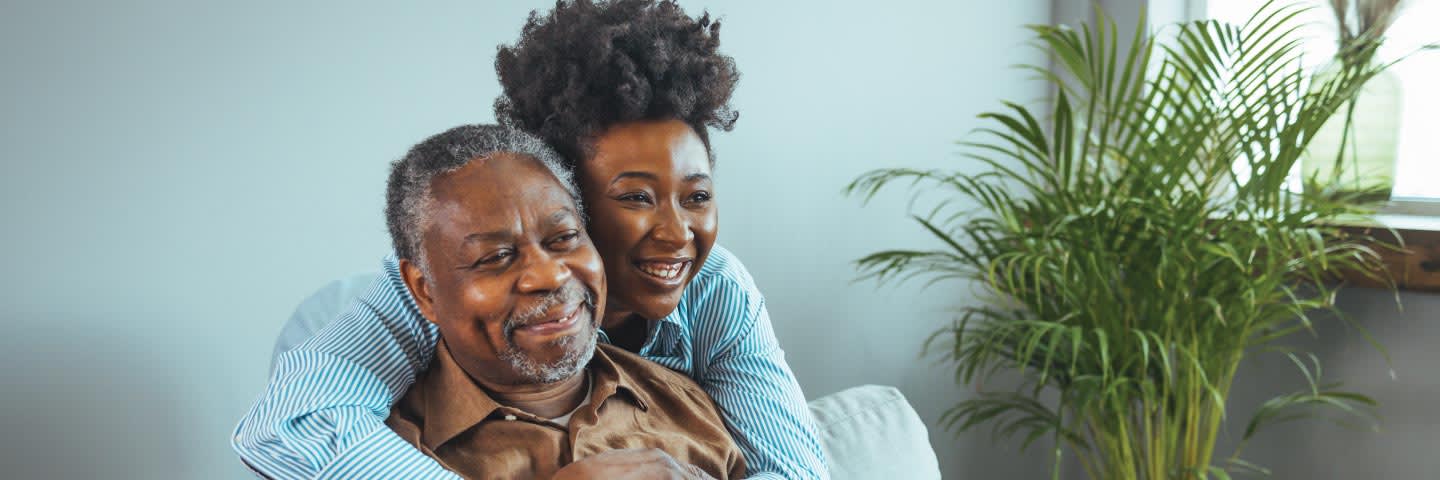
{"left": 399, "top": 258, "right": 440, "bottom": 326}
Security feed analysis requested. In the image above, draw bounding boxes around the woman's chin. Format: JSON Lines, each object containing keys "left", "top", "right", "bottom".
{"left": 640, "top": 304, "right": 679, "bottom": 321}
{"left": 626, "top": 295, "right": 682, "bottom": 322}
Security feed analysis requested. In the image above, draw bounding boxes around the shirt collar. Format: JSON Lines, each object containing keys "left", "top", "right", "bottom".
{"left": 635, "top": 302, "right": 688, "bottom": 356}
{"left": 592, "top": 345, "right": 653, "bottom": 412}
{"left": 418, "top": 340, "right": 653, "bottom": 450}
{"left": 419, "top": 340, "right": 503, "bottom": 449}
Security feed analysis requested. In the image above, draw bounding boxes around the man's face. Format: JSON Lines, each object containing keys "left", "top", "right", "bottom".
{"left": 401, "top": 153, "right": 606, "bottom": 386}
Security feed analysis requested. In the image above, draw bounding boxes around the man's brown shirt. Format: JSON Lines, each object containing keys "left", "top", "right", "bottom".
{"left": 386, "top": 341, "right": 746, "bottom": 479}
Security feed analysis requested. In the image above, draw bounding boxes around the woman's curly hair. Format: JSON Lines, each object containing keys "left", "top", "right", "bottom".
{"left": 494, "top": 0, "right": 739, "bottom": 167}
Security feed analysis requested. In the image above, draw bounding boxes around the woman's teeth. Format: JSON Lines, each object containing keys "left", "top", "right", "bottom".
{"left": 638, "top": 261, "right": 686, "bottom": 280}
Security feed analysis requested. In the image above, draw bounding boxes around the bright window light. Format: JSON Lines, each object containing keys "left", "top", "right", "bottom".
{"left": 1207, "top": 0, "right": 1438, "bottom": 200}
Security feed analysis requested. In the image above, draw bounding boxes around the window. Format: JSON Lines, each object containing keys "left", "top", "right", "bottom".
{"left": 1204, "top": 0, "right": 1439, "bottom": 207}
{"left": 1160, "top": 1, "right": 1440, "bottom": 291}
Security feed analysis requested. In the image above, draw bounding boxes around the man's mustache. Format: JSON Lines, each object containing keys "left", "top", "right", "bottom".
{"left": 501, "top": 282, "right": 597, "bottom": 343}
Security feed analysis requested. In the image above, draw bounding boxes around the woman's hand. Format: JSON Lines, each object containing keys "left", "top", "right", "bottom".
{"left": 552, "top": 448, "right": 716, "bottom": 480}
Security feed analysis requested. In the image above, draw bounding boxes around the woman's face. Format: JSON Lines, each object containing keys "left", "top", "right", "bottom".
{"left": 579, "top": 119, "right": 717, "bottom": 325}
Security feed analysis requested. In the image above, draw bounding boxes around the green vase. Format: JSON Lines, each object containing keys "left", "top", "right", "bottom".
{"left": 1301, "top": 66, "right": 1402, "bottom": 201}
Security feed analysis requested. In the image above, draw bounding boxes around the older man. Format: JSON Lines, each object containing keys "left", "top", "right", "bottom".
{"left": 380, "top": 124, "right": 745, "bottom": 480}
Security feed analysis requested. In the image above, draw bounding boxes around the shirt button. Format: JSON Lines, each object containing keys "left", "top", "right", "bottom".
{"left": 504, "top": 414, "right": 518, "bottom": 421}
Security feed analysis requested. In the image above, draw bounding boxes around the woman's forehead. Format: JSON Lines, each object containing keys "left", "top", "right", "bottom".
{"left": 583, "top": 120, "right": 710, "bottom": 177}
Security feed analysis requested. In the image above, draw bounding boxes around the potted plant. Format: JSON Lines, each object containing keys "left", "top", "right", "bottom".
{"left": 847, "top": 2, "right": 1399, "bottom": 478}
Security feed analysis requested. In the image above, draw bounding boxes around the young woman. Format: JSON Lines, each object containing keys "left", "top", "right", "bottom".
{"left": 233, "top": 1, "right": 828, "bottom": 479}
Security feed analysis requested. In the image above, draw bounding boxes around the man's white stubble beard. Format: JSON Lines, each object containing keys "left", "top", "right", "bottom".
{"left": 498, "top": 324, "right": 598, "bottom": 384}
{"left": 497, "top": 281, "right": 601, "bottom": 385}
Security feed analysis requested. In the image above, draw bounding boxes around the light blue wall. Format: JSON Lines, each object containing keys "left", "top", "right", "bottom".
{"left": 0, "top": 0, "right": 1058, "bottom": 478}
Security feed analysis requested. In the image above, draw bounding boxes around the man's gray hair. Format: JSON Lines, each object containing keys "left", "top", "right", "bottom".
{"left": 385, "top": 124, "right": 581, "bottom": 272}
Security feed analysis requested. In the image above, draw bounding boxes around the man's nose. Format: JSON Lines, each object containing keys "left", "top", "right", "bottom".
{"left": 516, "top": 250, "right": 572, "bottom": 293}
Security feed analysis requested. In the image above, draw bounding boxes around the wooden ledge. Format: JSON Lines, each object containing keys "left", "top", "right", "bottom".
{"left": 1338, "top": 223, "right": 1440, "bottom": 293}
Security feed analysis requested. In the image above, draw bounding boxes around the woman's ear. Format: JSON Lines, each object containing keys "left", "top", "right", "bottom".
{"left": 398, "top": 258, "right": 440, "bottom": 325}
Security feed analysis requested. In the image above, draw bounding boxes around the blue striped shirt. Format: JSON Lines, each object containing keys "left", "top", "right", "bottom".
{"left": 233, "top": 244, "right": 829, "bottom": 479}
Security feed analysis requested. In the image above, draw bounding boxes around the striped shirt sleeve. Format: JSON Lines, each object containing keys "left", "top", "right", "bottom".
{"left": 231, "top": 259, "right": 457, "bottom": 479}
{"left": 688, "top": 262, "right": 831, "bottom": 480}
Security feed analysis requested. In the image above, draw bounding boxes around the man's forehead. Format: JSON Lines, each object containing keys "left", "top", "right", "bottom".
{"left": 426, "top": 155, "right": 577, "bottom": 243}
{"left": 456, "top": 208, "right": 578, "bottom": 246}
{"left": 439, "top": 153, "right": 570, "bottom": 202}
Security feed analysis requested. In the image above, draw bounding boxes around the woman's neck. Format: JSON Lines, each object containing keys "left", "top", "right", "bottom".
{"left": 602, "top": 312, "right": 650, "bottom": 353}
{"left": 601, "top": 305, "right": 634, "bottom": 329}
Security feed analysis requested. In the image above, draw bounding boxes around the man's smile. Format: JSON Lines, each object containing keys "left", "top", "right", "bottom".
{"left": 514, "top": 303, "right": 586, "bottom": 338}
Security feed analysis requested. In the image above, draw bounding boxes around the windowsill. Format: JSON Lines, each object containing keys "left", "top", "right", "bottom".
{"left": 1335, "top": 212, "right": 1440, "bottom": 293}
{"left": 1337, "top": 213, "right": 1440, "bottom": 231}
{"left": 1381, "top": 198, "right": 1440, "bottom": 217}
{"left": 1373, "top": 213, "right": 1440, "bottom": 231}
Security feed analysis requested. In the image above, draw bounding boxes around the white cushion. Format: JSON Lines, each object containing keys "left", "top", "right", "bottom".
{"left": 808, "top": 385, "right": 941, "bottom": 480}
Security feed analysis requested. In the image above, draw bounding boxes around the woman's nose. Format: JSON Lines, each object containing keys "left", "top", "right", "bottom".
{"left": 649, "top": 203, "right": 693, "bottom": 248}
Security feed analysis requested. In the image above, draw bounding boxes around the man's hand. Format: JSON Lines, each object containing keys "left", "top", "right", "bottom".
{"left": 552, "top": 448, "right": 717, "bottom": 480}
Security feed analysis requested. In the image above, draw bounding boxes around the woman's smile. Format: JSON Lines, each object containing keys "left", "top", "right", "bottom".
{"left": 635, "top": 257, "right": 693, "bottom": 285}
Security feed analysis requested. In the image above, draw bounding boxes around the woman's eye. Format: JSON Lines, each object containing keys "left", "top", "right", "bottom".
{"left": 686, "top": 191, "right": 713, "bottom": 204}
{"left": 618, "top": 192, "right": 653, "bottom": 204}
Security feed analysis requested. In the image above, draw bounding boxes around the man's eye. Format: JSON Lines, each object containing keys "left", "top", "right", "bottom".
{"left": 475, "top": 250, "right": 513, "bottom": 266}
{"left": 550, "top": 231, "right": 581, "bottom": 249}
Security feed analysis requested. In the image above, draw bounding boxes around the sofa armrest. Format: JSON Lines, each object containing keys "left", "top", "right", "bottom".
{"left": 809, "top": 385, "right": 940, "bottom": 480}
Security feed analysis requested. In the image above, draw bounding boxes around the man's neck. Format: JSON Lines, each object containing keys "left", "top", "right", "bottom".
{"left": 480, "top": 369, "right": 590, "bottom": 419}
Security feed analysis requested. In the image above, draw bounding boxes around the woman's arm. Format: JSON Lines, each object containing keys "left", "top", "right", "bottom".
{"left": 231, "top": 256, "right": 457, "bottom": 479}
{"left": 687, "top": 250, "right": 830, "bottom": 480}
